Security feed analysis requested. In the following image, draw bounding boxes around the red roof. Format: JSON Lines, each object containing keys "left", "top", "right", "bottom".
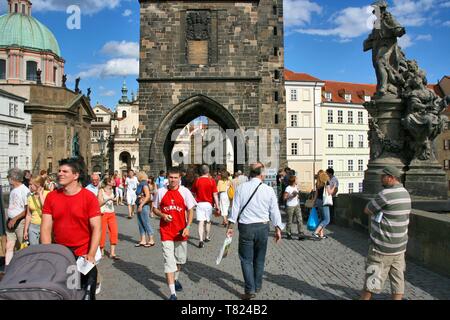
{"left": 322, "top": 81, "right": 376, "bottom": 104}
{"left": 284, "top": 69, "right": 323, "bottom": 82}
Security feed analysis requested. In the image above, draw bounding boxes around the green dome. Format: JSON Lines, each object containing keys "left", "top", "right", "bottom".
{"left": 0, "top": 13, "right": 61, "bottom": 57}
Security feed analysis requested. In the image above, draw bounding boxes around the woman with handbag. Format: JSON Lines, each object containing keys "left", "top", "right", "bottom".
{"left": 24, "top": 176, "right": 49, "bottom": 245}
{"left": 312, "top": 170, "right": 336, "bottom": 239}
{"left": 217, "top": 171, "right": 231, "bottom": 226}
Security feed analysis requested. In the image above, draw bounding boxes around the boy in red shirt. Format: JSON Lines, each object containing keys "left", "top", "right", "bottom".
{"left": 191, "top": 165, "right": 220, "bottom": 248}
{"left": 41, "top": 158, "right": 101, "bottom": 300}
{"left": 153, "top": 167, "right": 196, "bottom": 300}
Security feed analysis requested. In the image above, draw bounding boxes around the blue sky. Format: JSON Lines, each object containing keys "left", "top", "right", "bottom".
{"left": 1, "top": 0, "right": 449, "bottom": 109}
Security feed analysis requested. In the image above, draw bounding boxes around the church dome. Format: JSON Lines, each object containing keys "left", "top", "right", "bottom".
{"left": 0, "top": 11, "right": 61, "bottom": 57}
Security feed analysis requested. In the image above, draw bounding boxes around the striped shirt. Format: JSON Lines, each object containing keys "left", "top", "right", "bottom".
{"left": 365, "top": 183, "right": 411, "bottom": 255}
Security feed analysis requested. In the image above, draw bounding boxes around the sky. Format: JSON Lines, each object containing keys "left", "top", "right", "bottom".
{"left": 1, "top": 0, "right": 449, "bottom": 110}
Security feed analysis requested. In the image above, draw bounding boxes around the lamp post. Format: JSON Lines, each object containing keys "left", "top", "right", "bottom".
{"left": 131, "top": 154, "right": 136, "bottom": 171}
{"left": 98, "top": 132, "right": 106, "bottom": 176}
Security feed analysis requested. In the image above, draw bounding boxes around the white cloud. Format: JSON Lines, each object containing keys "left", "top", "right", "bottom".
{"left": 295, "top": 6, "right": 374, "bottom": 40}
{"left": 284, "top": 0, "right": 322, "bottom": 27}
{"left": 398, "top": 34, "right": 413, "bottom": 48}
{"left": 100, "top": 90, "right": 116, "bottom": 97}
{"left": 444, "top": 21, "right": 450, "bottom": 26}
{"left": 122, "top": 9, "right": 132, "bottom": 17}
{"left": 77, "top": 58, "right": 139, "bottom": 78}
{"left": 100, "top": 41, "right": 139, "bottom": 59}
{"left": 416, "top": 34, "right": 432, "bottom": 41}
{"left": 391, "top": 0, "right": 436, "bottom": 27}
{"left": 31, "top": 0, "right": 121, "bottom": 14}
{"left": 441, "top": 1, "right": 450, "bottom": 7}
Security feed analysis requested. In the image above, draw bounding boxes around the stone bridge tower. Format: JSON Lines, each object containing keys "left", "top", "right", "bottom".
{"left": 138, "top": 0, "right": 286, "bottom": 175}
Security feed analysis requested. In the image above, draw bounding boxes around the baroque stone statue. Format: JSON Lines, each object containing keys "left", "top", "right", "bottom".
{"left": 363, "top": 0, "right": 405, "bottom": 98}
{"left": 62, "top": 74, "right": 67, "bottom": 88}
{"left": 75, "top": 77, "right": 81, "bottom": 93}
{"left": 36, "top": 69, "right": 42, "bottom": 85}
{"left": 72, "top": 133, "right": 80, "bottom": 158}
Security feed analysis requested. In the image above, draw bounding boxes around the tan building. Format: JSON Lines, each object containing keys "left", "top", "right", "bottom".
{"left": 0, "top": 84, "right": 95, "bottom": 174}
{"left": 91, "top": 104, "right": 113, "bottom": 173}
{"left": 433, "top": 78, "right": 450, "bottom": 195}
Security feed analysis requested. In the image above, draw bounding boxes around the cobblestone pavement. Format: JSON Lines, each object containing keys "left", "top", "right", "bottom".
{"left": 97, "top": 205, "right": 450, "bottom": 300}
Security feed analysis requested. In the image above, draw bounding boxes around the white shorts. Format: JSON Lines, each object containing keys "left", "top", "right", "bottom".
{"left": 127, "top": 190, "right": 137, "bottom": 205}
{"left": 196, "top": 202, "right": 213, "bottom": 222}
{"left": 162, "top": 241, "right": 187, "bottom": 273}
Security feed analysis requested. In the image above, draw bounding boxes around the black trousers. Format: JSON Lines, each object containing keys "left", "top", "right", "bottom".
{"left": 80, "top": 265, "right": 98, "bottom": 300}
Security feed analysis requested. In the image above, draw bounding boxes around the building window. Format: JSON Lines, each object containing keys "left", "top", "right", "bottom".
{"left": 327, "top": 110, "right": 333, "bottom": 123}
{"left": 9, "top": 130, "right": 18, "bottom": 144}
{"left": 274, "top": 114, "right": 279, "bottom": 124}
{"left": 338, "top": 110, "right": 343, "bottom": 123}
{"left": 345, "top": 94, "right": 352, "bottom": 102}
{"left": 22, "top": 4, "right": 25, "bottom": 14}
{"left": 348, "top": 111, "right": 353, "bottom": 124}
{"left": 290, "top": 114, "right": 298, "bottom": 127}
{"left": 302, "top": 89, "right": 311, "bottom": 101}
{"left": 26, "top": 130, "right": 29, "bottom": 145}
{"left": 274, "top": 91, "right": 279, "bottom": 102}
{"left": 122, "top": 110, "right": 127, "bottom": 118}
{"left": 0, "top": 59, "right": 5, "bottom": 79}
{"left": 444, "top": 160, "right": 450, "bottom": 170}
{"left": 290, "top": 89, "right": 297, "bottom": 101}
{"left": 348, "top": 160, "right": 354, "bottom": 171}
{"left": 349, "top": 183, "right": 354, "bottom": 194}
{"left": 96, "top": 117, "right": 104, "bottom": 123}
{"left": 328, "top": 135, "right": 334, "bottom": 148}
{"left": 348, "top": 135, "right": 354, "bottom": 148}
{"left": 359, "top": 182, "right": 363, "bottom": 193}
{"left": 358, "top": 159, "right": 364, "bottom": 171}
{"left": 328, "top": 160, "right": 333, "bottom": 169}
{"left": 325, "top": 92, "right": 332, "bottom": 101}
{"left": 273, "top": 26, "right": 278, "bottom": 35}
{"left": 273, "top": 5, "right": 277, "bottom": 15}
{"left": 359, "top": 135, "right": 364, "bottom": 148}
{"left": 53, "top": 67, "right": 57, "bottom": 83}
{"left": 274, "top": 70, "right": 280, "bottom": 80}
{"left": 291, "top": 142, "right": 298, "bottom": 156}
{"left": 445, "top": 140, "right": 450, "bottom": 150}
{"left": 9, "top": 156, "right": 18, "bottom": 169}
{"left": 364, "top": 95, "right": 371, "bottom": 102}
{"left": 46, "top": 135, "right": 53, "bottom": 150}
{"left": 14, "top": 3, "right": 18, "bottom": 13}
{"left": 9, "top": 103, "right": 19, "bottom": 117}
{"left": 274, "top": 47, "right": 279, "bottom": 56}
{"left": 26, "top": 61, "right": 38, "bottom": 81}
{"left": 358, "top": 111, "right": 364, "bottom": 124}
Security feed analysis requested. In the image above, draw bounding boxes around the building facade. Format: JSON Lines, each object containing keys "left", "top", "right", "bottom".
{"left": 322, "top": 81, "right": 374, "bottom": 194}
{"left": 110, "top": 82, "right": 140, "bottom": 175}
{"left": 285, "top": 70, "right": 324, "bottom": 192}
{"left": 91, "top": 104, "right": 113, "bottom": 174}
{"left": 0, "top": 88, "right": 30, "bottom": 190}
{"left": 285, "top": 70, "right": 375, "bottom": 194}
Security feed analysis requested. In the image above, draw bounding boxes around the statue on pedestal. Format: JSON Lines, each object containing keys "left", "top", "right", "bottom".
{"left": 75, "top": 77, "right": 81, "bottom": 93}
{"left": 62, "top": 74, "right": 67, "bottom": 88}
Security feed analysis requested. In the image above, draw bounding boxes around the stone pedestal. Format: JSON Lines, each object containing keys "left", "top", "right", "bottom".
{"left": 363, "top": 157, "right": 405, "bottom": 195}
{"left": 404, "top": 159, "right": 448, "bottom": 200}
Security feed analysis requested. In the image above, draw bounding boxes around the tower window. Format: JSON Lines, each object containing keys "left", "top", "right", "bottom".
{"left": 26, "top": 61, "right": 38, "bottom": 81}
{"left": 122, "top": 110, "right": 127, "bottom": 118}
{"left": 0, "top": 59, "right": 5, "bottom": 79}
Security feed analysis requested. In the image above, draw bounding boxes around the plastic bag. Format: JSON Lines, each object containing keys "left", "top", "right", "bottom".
{"left": 216, "top": 236, "right": 233, "bottom": 265}
{"left": 306, "top": 207, "right": 320, "bottom": 231}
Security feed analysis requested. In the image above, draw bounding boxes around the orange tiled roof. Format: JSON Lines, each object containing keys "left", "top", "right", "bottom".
{"left": 284, "top": 69, "right": 323, "bottom": 82}
{"left": 322, "top": 80, "right": 376, "bottom": 104}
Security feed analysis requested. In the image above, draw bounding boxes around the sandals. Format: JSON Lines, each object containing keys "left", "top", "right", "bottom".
{"left": 134, "top": 243, "right": 146, "bottom": 247}
{"left": 110, "top": 255, "right": 121, "bottom": 260}
{"left": 144, "top": 242, "right": 155, "bottom": 247}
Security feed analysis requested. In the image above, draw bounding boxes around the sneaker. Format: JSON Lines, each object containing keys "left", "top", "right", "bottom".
{"left": 298, "top": 233, "right": 306, "bottom": 240}
{"left": 241, "top": 293, "right": 256, "bottom": 300}
{"left": 204, "top": 237, "right": 211, "bottom": 242}
{"left": 175, "top": 280, "right": 183, "bottom": 292}
{"left": 320, "top": 235, "right": 328, "bottom": 239}
{"left": 198, "top": 241, "right": 204, "bottom": 248}
{"left": 168, "top": 294, "right": 177, "bottom": 300}
{"left": 312, "top": 233, "right": 320, "bottom": 239}
{"left": 95, "top": 282, "right": 101, "bottom": 295}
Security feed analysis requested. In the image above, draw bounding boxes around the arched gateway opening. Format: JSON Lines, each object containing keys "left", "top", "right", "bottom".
{"left": 150, "top": 95, "right": 247, "bottom": 173}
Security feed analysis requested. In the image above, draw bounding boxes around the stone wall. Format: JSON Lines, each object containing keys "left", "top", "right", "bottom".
{"left": 139, "top": 0, "right": 286, "bottom": 175}
{"left": 335, "top": 193, "right": 450, "bottom": 277}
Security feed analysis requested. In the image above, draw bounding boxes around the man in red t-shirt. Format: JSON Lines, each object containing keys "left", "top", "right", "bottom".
{"left": 191, "top": 165, "right": 220, "bottom": 248}
{"left": 41, "top": 158, "right": 101, "bottom": 300}
{"left": 153, "top": 167, "right": 196, "bottom": 300}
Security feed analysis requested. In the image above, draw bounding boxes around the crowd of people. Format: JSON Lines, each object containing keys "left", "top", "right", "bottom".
{"left": 0, "top": 158, "right": 411, "bottom": 301}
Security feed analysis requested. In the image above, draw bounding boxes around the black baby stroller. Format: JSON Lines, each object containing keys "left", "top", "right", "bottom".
{"left": 0, "top": 244, "right": 86, "bottom": 300}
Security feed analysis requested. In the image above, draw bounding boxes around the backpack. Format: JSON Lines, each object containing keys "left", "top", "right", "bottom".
{"left": 0, "top": 244, "right": 86, "bottom": 300}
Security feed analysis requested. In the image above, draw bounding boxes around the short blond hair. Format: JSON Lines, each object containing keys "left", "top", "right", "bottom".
{"left": 137, "top": 171, "right": 148, "bottom": 182}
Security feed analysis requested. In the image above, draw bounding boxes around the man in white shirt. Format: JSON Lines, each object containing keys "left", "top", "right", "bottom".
{"left": 5, "top": 168, "right": 30, "bottom": 266}
{"left": 85, "top": 173, "right": 100, "bottom": 196}
{"left": 326, "top": 168, "right": 339, "bottom": 224}
{"left": 226, "top": 162, "right": 283, "bottom": 300}
{"left": 125, "top": 170, "right": 139, "bottom": 219}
